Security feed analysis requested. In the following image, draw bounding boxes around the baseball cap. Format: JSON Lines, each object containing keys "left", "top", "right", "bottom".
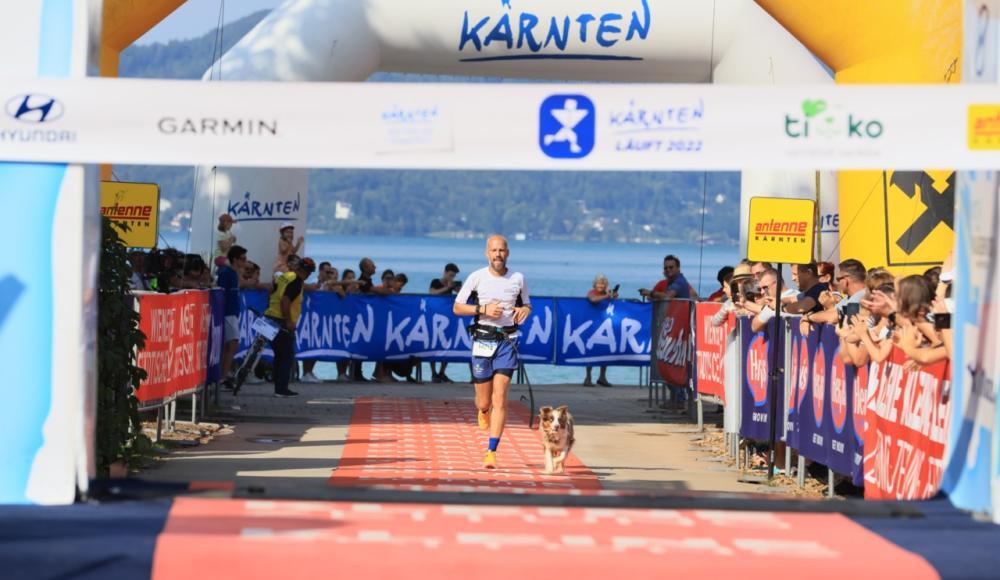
{"left": 280, "top": 221, "right": 295, "bottom": 231}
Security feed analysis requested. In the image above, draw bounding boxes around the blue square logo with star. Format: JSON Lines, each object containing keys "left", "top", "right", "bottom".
{"left": 539, "top": 95, "right": 595, "bottom": 159}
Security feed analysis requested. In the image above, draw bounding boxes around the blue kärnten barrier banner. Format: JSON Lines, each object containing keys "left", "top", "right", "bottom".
{"left": 555, "top": 298, "right": 651, "bottom": 367}
{"left": 238, "top": 291, "right": 650, "bottom": 366}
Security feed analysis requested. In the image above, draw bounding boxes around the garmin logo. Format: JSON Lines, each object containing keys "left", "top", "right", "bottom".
{"left": 157, "top": 117, "right": 278, "bottom": 137}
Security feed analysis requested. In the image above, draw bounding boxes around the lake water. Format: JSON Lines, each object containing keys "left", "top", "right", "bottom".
{"left": 161, "top": 230, "right": 739, "bottom": 384}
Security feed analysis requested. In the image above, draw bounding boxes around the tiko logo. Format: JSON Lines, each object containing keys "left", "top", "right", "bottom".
{"left": 785, "top": 99, "right": 883, "bottom": 139}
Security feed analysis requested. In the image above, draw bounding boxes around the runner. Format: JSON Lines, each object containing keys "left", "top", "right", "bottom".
{"left": 453, "top": 235, "right": 532, "bottom": 469}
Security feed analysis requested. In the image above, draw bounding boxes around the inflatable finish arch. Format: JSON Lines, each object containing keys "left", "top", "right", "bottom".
{"left": 188, "top": 0, "right": 834, "bottom": 278}
{"left": 0, "top": 0, "right": 977, "bottom": 506}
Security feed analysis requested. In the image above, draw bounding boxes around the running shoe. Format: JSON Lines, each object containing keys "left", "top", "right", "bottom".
{"left": 301, "top": 372, "right": 323, "bottom": 384}
{"left": 477, "top": 408, "right": 491, "bottom": 431}
{"left": 274, "top": 390, "right": 299, "bottom": 398}
{"left": 483, "top": 450, "right": 497, "bottom": 469}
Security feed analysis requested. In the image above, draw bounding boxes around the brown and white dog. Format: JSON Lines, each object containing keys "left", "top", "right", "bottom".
{"left": 539, "top": 405, "right": 575, "bottom": 474}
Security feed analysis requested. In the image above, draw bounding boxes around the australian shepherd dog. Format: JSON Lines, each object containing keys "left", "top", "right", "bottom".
{"left": 539, "top": 405, "right": 575, "bottom": 474}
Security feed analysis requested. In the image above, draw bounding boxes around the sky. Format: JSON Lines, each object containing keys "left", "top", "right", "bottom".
{"left": 136, "top": 0, "right": 284, "bottom": 45}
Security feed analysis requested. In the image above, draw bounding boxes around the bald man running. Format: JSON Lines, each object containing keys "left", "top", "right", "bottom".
{"left": 454, "top": 235, "right": 532, "bottom": 469}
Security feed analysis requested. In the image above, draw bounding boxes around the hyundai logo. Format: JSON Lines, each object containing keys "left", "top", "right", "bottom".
{"left": 4, "top": 94, "right": 64, "bottom": 124}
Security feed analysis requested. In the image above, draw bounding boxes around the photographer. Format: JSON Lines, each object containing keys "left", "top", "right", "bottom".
{"left": 810, "top": 259, "right": 868, "bottom": 326}
{"left": 429, "top": 263, "right": 462, "bottom": 383}
{"left": 895, "top": 275, "right": 948, "bottom": 366}
{"left": 711, "top": 264, "right": 753, "bottom": 326}
{"left": 430, "top": 263, "right": 462, "bottom": 295}
{"left": 742, "top": 268, "right": 781, "bottom": 333}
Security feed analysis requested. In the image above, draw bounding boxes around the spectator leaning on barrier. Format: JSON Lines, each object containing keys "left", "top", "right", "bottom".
{"left": 894, "top": 274, "right": 948, "bottom": 366}
{"left": 784, "top": 263, "right": 828, "bottom": 319}
{"left": 639, "top": 254, "right": 694, "bottom": 301}
{"left": 128, "top": 251, "right": 148, "bottom": 291}
{"left": 810, "top": 259, "right": 867, "bottom": 326}
{"left": 711, "top": 264, "right": 753, "bottom": 326}
{"left": 584, "top": 274, "right": 618, "bottom": 387}
{"left": 299, "top": 261, "right": 339, "bottom": 385}
{"left": 707, "top": 266, "right": 734, "bottom": 302}
{"left": 265, "top": 254, "right": 316, "bottom": 398}
{"left": 358, "top": 258, "right": 392, "bottom": 296}
{"left": 429, "top": 263, "right": 462, "bottom": 383}
{"left": 430, "top": 263, "right": 462, "bottom": 295}
{"left": 846, "top": 282, "right": 898, "bottom": 366}
{"left": 933, "top": 265, "right": 954, "bottom": 360}
{"left": 219, "top": 245, "right": 247, "bottom": 390}
{"left": 377, "top": 269, "right": 396, "bottom": 292}
{"left": 817, "top": 261, "right": 836, "bottom": 287}
{"left": 751, "top": 261, "right": 772, "bottom": 281}
{"left": 341, "top": 269, "right": 361, "bottom": 294}
{"left": 741, "top": 268, "right": 783, "bottom": 333}
{"left": 179, "top": 254, "right": 209, "bottom": 289}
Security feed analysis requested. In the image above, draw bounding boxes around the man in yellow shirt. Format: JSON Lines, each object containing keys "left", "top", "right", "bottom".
{"left": 264, "top": 254, "right": 316, "bottom": 398}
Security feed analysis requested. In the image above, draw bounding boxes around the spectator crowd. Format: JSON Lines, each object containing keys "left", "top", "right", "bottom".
{"left": 127, "top": 214, "right": 954, "bottom": 394}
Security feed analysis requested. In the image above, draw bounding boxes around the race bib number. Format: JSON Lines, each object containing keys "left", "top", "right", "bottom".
{"left": 473, "top": 339, "right": 499, "bottom": 358}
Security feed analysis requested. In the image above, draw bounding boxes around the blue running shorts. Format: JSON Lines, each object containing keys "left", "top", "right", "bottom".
{"left": 471, "top": 338, "right": 519, "bottom": 382}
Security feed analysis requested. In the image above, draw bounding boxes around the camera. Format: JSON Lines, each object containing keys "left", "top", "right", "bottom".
{"left": 731, "top": 278, "right": 760, "bottom": 302}
{"left": 838, "top": 302, "right": 861, "bottom": 327}
{"left": 933, "top": 312, "right": 951, "bottom": 330}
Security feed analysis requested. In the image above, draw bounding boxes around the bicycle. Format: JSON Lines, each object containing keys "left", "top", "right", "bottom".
{"left": 231, "top": 309, "right": 282, "bottom": 395}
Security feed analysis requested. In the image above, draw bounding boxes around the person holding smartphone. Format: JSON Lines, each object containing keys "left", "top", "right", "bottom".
{"left": 585, "top": 274, "right": 618, "bottom": 387}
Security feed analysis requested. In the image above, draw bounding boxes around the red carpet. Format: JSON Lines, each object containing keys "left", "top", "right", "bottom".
{"left": 151, "top": 497, "right": 938, "bottom": 580}
{"left": 328, "top": 397, "right": 602, "bottom": 493}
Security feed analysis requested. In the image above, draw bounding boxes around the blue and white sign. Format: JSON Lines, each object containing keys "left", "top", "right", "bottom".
{"left": 555, "top": 298, "right": 650, "bottom": 366}
{"left": 238, "top": 292, "right": 648, "bottom": 366}
{"left": 539, "top": 94, "right": 595, "bottom": 159}
{"left": 607, "top": 97, "right": 705, "bottom": 155}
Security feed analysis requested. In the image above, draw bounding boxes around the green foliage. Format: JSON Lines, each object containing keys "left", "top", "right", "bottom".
{"left": 96, "top": 218, "right": 150, "bottom": 476}
{"left": 115, "top": 10, "right": 742, "bottom": 244}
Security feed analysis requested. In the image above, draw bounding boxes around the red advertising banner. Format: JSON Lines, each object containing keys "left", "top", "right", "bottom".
{"left": 651, "top": 300, "right": 692, "bottom": 386}
{"left": 863, "top": 347, "right": 952, "bottom": 500}
{"left": 694, "top": 302, "right": 728, "bottom": 402}
{"left": 135, "top": 291, "right": 212, "bottom": 403}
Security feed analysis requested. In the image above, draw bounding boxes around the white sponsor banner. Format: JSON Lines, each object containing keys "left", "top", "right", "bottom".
{"left": 1, "top": 78, "right": 999, "bottom": 170}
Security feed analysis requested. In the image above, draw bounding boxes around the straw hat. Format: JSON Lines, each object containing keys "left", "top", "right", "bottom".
{"left": 732, "top": 264, "right": 753, "bottom": 279}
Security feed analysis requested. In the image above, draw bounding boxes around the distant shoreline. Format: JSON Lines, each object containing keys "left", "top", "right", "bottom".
{"left": 161, "top": 227, "right": 738, "bottom": 248}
